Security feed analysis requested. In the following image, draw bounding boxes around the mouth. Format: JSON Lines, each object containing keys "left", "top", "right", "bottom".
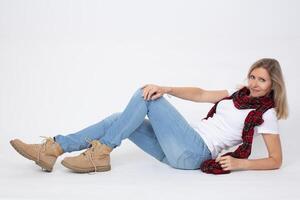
{"left": 250, "top": 88, "right": 260, "bottom": 93}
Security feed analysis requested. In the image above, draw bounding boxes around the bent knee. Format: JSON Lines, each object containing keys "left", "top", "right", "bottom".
{"left": 133, "top": 88, "right": 144, "bottom": 98}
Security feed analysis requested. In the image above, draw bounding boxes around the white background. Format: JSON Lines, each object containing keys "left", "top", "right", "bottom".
{"left": 1, "top": 0, "right": 300, "bottom": 199}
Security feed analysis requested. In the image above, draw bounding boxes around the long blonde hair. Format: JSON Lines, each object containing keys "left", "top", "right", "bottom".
{"left": 247, "top": 58, "right": 289, "bottom": 120}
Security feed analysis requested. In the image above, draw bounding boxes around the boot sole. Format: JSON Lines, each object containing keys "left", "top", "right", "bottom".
{"left": 61, "top": 160, "right": 111, "bottom": 173}
{"left": 10, "top": 140, "right": 53, "bottom": 172}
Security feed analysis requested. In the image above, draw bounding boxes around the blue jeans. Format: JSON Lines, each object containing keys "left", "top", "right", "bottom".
{"left": 55, "top": 88, "right": 212, "bottom": 170}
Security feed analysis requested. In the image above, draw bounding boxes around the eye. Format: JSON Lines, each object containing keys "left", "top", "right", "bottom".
{"left": 249, "top": 75, "right": 255, "bottom": 80}
{"left": 258, "top": 78, "right": 266, "bottom": 82}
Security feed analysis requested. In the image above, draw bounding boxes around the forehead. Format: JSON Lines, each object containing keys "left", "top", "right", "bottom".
{"left": 250, "top": 67, "right": 270, "bottom": 79}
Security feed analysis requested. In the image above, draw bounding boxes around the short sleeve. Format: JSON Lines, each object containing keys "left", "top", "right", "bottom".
{"left": 255, "top": 108, "right": 279, "bottom": 135}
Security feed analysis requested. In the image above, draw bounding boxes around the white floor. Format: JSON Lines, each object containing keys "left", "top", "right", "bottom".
{"left": 1, "top": 138, "right": 300, "bottom": 200}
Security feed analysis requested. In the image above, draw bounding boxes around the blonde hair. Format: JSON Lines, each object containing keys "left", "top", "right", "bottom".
{"left": 247, "top": 58, "right": 289, "bottom": 119}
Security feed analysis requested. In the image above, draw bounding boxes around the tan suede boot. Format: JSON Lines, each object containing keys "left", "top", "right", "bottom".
{"left": 61, "top": 140, "right": 112, "bottom": 173}
{"left": 10, "top": 137, "right": 64, "bottom": 172}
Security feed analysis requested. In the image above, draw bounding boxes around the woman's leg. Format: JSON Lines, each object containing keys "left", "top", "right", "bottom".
{"left": 55, "top": 112, "right": 167, "bottom": 163}
{"left": 56, "top": 88, "right": 211, "bottom": 169}
{"left": 54, "top": 112, "right": 123, "bottom": 152}
{"left": 99, "top": 88, "right": 212, "bottom": 169}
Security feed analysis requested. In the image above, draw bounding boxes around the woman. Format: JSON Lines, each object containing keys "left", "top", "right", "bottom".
{"left": 10, "top": 58, "right": 288, "bottom": 175}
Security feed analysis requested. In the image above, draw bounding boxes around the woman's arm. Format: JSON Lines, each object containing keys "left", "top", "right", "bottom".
{"left": 216, "top": 134, "right": 282, "bottom": 171}
{"left": 164, "top": 86, "right": 228, "bottom": 103}
{"left": 162, "top": 86, "right": 229, "bottom": 103}
{"left": 241, "top": 134, "right": 282, "bottom": 170}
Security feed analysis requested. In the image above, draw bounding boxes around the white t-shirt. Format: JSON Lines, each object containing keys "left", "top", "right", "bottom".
{"left": 190, "top": 88, "right": 279, "bottom": 159}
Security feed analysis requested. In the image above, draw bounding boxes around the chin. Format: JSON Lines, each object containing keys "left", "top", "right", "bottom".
{"left": 250, "top": 92, "right": 267, "bottom": 98}
{"left": 249, "top": 90, "right": 261, "bottom": 97}
{"left": 250, "top": 93, "right": 258, "bottom": 97}
{"left": 249, "top": 88, "right": 267, "bottom": 97}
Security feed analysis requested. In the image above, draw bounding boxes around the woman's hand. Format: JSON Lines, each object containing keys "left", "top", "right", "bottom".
{"left": 141, "top": 84, "right": 167, "bottom": 101}
{"left": 216, "top": 155, "right": 244, "bottom": 171}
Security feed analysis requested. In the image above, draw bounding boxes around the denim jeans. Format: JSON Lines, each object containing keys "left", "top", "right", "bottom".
{"left": 55, "top": 88, "right": 212, "bottom": 170}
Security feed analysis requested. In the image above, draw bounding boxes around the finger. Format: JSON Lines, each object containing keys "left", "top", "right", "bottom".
{"left": 224, "top": 164, "right": 231, "bottom": 170}
{"left": 142, "top": 88, "right": 147, "bottom": 99}
{"left": 216, "top": 157, "right": 221, "bottom": 162}
{"left": 218, "top": 157, "right": 227, "bottom": 162}
{"left": 219, "top": 161, "right": 226, "bottom": 165}
{"left": 146, "top": 88, "right": 152, "bottom": 101}
{"left": 145, "top": 88, "right": 151, "bottom": 100}
{"left": 146, "top": 88, "right": 152, "bottom": 100}
{"left": 223, "top": 167, "right": 230, "bottom": 171}
{"left": 142, "top": 85, "right": 147, "bottom": 94}
{"left": 145, "top": 87, "right": 153, "bottom": 99}
{"left": 151, "top": 93, "right": 162, "bottom": 100}
{"left": 221, "top": 163, "right": 226, "bottom": 168}
{"left": 141, "top": 84, "right": 148, "bottom": 89}
{"left": 149, "top": 91, "right": 158, "bottom": 100}
{"left": 220, "top": 161, "right": 229, "bottom": 166}
{"left": 221, "top": 163, "right": 229, "bottom": 169}
{"left": 147, "top": 88, "right": 156, "bottom": 100}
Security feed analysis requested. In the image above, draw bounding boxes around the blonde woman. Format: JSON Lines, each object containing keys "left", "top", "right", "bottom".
{"left": 10, "top": 58, "right": 288, "bottom": 175}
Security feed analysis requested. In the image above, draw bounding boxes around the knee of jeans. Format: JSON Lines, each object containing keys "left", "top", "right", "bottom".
{"left": 133, "top": 88, "right": 144, "bottom": 98}
{"left": 169, "top": 150, "right": 200, "bottom": 170}
{"left": 110, "top": 112, "right": 122, "bottom": 120}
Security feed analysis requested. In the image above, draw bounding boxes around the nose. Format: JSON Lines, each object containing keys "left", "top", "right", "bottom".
{"left": 249, "top": 79, "right": 258, "bottom": 88}
{"left": 253, "top": 80, "right": 258, "bottom": 87}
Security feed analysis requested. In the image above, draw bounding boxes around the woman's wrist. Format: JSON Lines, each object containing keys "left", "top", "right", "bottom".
{"left": 163, "top": 86, "right": 172, "bottom": 94}
{"left": 239, "top": 159, "right": 248, "bottom": 170}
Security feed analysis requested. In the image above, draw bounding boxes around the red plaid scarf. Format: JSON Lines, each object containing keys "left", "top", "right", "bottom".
{"left": 200, "top": 87, "right": 275, "bottom": 175}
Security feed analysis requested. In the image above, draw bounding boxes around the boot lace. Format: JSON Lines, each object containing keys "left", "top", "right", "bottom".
{"left": 82, "top": 138, "right": 99, "bottom": 174}
{"left": 37, "top": 136, "right": 54, "bottom": 170}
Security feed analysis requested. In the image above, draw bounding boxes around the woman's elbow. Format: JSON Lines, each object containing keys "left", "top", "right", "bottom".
{"left": 276, "top": 161, "right": 282, "bottom": 169}
{"left": 272, "top": 157, "right": 282, "bottom": 169}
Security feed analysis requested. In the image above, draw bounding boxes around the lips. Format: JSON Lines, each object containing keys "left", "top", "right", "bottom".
{"left": 251, "top": 88, "right": 260, "bottom": 93}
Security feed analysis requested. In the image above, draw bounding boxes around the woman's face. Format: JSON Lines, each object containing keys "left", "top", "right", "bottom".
{"left": 248, "top": 67, "right": 272, "bottom": 97}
